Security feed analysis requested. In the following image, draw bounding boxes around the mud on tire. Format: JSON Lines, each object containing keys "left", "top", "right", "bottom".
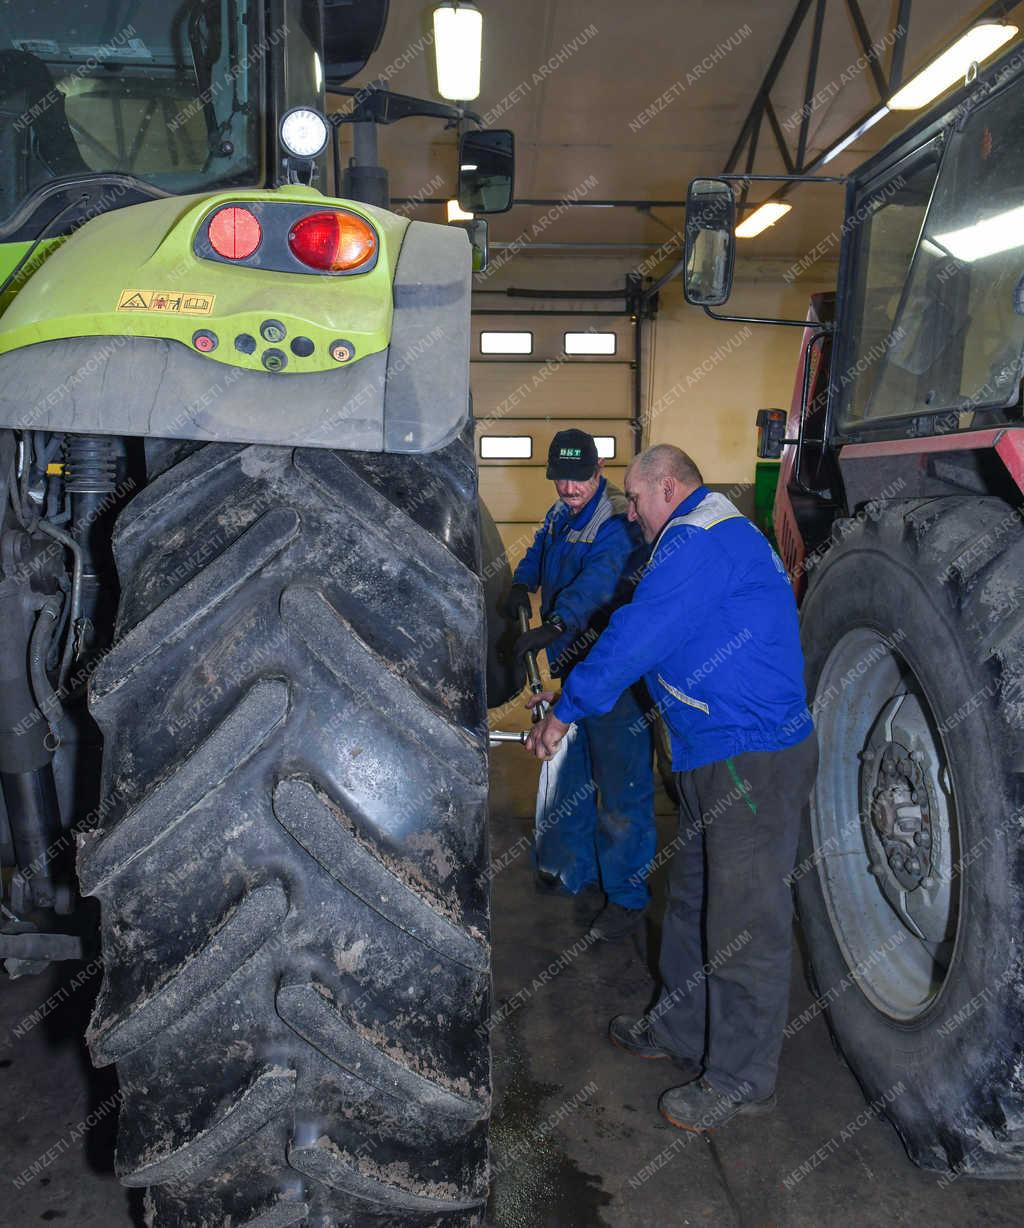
{"left": 79, "top": 436, "right": 492, "bottom": 1225}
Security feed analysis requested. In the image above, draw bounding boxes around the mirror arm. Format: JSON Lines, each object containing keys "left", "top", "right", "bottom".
{"left": 330, "top": 87, "right": 482, "bottom": 128}
{"left": 717, "top": 173, "right": 846, "bottom": 184}
{"left": 703, "top": 305, "right": 831, "bottom": 329}
{"left": 643, "top": 257, "right": 686, "bottom": 301}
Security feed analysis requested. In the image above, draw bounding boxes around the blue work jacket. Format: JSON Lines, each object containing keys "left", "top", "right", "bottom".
{"left": 555, "top": 486, "right": 812, "bottom": 771}
{"left": 512, "top": 478, "right": 644, "bottom": 677}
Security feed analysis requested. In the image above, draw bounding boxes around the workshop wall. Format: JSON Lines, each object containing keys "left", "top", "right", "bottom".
{"left": 471, "top": 251, "right": 836, "bottom": 572}
{"left": 645, "top": 273, "right": 838, "bottom": 485}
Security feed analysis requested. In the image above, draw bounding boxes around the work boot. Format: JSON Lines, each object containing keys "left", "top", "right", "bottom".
{"left": 534, "top": 872, "right": 600, "bottom": 899}
{"left": 608, "top": 1015, "right": 703, "bottom": 1080}
{"left": 659, "top": 1077, "right": 776, "bottom": 1134}
{"left": 588, "top": 901, "right": 645, "bottom": 942}
{"left": 534, "top": 870, "right": 571, "bottom": 896}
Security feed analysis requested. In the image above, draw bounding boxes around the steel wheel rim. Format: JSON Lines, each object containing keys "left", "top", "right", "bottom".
{"left": 810, "top": 627, "right": 962, "bottom": 1022}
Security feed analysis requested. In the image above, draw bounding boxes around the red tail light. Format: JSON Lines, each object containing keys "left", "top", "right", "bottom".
{"left": 207, "top": 206, "right": 262, "bottom": 260}
{"left": 288, "top": 210, "right": 377, "bottom": 271}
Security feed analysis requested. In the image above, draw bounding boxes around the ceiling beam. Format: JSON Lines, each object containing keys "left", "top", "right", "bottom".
{"left": 844, "top": 0, "right": 890, "bottom": 100}
{"left": 797, "top": 0, "right": 827, "bottom": 169}
{"left": 765, "top": 98, "right": 796, "bottom": 174}
{"left": 888, "top": 0, "right": 912, "bottom": 91}
{"left": 724, "top": 0, "right": 815, "bottom": 173}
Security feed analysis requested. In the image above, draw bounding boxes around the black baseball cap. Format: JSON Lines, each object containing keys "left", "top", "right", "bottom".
{"left": 546, "top": 429, "right": 599, "bottom": 480}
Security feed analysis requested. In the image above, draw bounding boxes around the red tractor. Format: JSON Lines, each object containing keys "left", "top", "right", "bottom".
{"left": 686, "top": 43, "right": 1024, "bottom": 1177}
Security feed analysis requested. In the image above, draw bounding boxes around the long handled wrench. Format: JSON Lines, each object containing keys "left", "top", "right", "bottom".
{"left": 488, "top": 607, "right": 550, "bottom": 746}
{"left": 518, "top": 607, "right": 550, "bottom": 722}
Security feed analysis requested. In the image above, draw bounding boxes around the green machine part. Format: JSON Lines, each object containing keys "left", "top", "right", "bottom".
{"left": 754, "top": 459, "right": 781, "bottom": 547}
{"left": 0, "top": 185, "right": 473, "bottom": 454}
{"left": 0, "top": 186, "right": 405, "bottom": 372}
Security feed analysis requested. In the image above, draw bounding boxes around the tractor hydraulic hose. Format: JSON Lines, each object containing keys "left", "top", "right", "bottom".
{"left": 36, "top": 521, "right": 82, "bottom": 689}
{"left": 28, "top": 596, "right": 63, "bottom": 749}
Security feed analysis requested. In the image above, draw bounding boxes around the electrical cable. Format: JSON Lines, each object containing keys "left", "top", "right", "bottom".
{"left": 28, "top": 596, "right": 63, "bottom": 749}
{"left": 0, "top": 193, "right": 89, "bottom": 301}
{"left": 35, "top": 521, "right": 83, "bottom": 688}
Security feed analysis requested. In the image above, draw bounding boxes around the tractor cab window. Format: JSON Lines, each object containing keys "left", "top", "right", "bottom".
{"left": 0, "top": 0, "right": 262, "bottom": 227}
{"left": 843, "top": 82, "right": 1024, "bottom": 426}
{"left": 839, "top": 148, "right": 940, "bottom": 424}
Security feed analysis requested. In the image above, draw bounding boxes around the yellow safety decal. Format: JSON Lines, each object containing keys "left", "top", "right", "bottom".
{"left": 117, "top": 289, "right": 215, "bottom": 315}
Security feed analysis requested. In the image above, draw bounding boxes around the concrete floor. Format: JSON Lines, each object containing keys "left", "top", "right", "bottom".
{"left": 3, "top": 754, "right": 1024, "bottom": 1226}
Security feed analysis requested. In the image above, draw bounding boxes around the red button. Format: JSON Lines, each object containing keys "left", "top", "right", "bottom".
{"left": 208, "top": 206, "right": 262, "bottom": 260}
{"left": 192, "top": 329, "right": 218, "bottom": 352}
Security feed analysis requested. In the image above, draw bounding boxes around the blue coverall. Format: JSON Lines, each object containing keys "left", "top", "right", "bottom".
{"left": 513, "top": 477, "right": 654, "bottom": 908}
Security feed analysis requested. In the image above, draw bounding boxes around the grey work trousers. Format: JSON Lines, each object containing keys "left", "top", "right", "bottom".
{"left": 649, "top": 734, "right": 819, "bottom": 1100}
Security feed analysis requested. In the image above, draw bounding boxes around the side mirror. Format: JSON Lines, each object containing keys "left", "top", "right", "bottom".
{"left": 755, "top": 409, "right": 787, "bottom": 459}
{"left": 684, "top": 178, "right": 736, "bottom": 306}
{"left": 451, "top": 218, "right": 489, "bottom": 272}
{"left": 322, "top": 0, "right": 389, "bottom": 88}
{"left": 458, "top": 129, "right": 514, "bottom": 214}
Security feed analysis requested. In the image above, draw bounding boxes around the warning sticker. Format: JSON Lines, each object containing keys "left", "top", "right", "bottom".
{"left": 117, "top": 289, "right": 215, "bottom": 315}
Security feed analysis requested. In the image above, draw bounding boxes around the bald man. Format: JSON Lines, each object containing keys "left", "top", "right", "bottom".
{"left": 525, "top": 444, "right": 817, "bottom": 1133}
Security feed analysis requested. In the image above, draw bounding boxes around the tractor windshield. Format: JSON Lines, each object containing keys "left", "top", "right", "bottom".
{"left": 0, "top": 0, "right": 262, "bottom": 227}
{"left": 841, "top": 78, "right": 1024, "bottom": 427}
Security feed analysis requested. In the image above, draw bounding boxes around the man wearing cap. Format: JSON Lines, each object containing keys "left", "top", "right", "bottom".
{"left": 503, "top": 429, "right": 654, "bottom": 941}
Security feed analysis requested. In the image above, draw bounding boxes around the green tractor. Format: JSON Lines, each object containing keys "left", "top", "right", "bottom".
{"left": 0, "top": 2, "right": 514, "bottom": 1223}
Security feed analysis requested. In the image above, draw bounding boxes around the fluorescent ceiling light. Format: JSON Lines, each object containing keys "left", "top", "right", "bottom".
{"left": 433, "top": 2, "right": 482, "bottom": 101}
{"left": 820, "top": 106, "right": 889, "bottom": 164}
{"left": 564, "top": 332, "right": 617, "bottom": 355}
{"left": 889, "top": 22, "right": 1018, "bottom": 110}
{"left": 480, "top": 330, "right": 533, "bottom": 354}
{"left": 447, "top": 198, "right": 475, "bottom": 222}
{"left": 934, "top": 203, "right": 1024, "bottom": 262}
{"left": 735, "top": 200, "right": 792, "bottom": 238}
{"left": 460, "top": 163, "right": 478, "bottom": 171}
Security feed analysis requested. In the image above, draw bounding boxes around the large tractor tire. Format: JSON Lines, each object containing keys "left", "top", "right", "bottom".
{"left": 798, "top": 496, "right": 1024, "bottom": 1177}
{"left": 78, "top": 436, "right": 492, "bottom": 1225}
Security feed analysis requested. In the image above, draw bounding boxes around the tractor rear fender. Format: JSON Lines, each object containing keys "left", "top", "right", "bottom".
{"left": 0, "top": 187, "right": 471, "bottom": 454}
{"left": 838, "top": 428, "right": 1024, "bottom": 509}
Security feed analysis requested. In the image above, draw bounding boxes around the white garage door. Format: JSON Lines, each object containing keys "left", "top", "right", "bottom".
{"left": 472, "top": 311, "right": 637, "bottom": 575}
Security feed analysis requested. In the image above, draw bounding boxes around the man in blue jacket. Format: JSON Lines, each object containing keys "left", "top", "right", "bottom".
{"left": 525, "top": 443, "right": 817, "bottom": 1132}
{"left": 505, "top": 429, "right": 654, "bottom": 941}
